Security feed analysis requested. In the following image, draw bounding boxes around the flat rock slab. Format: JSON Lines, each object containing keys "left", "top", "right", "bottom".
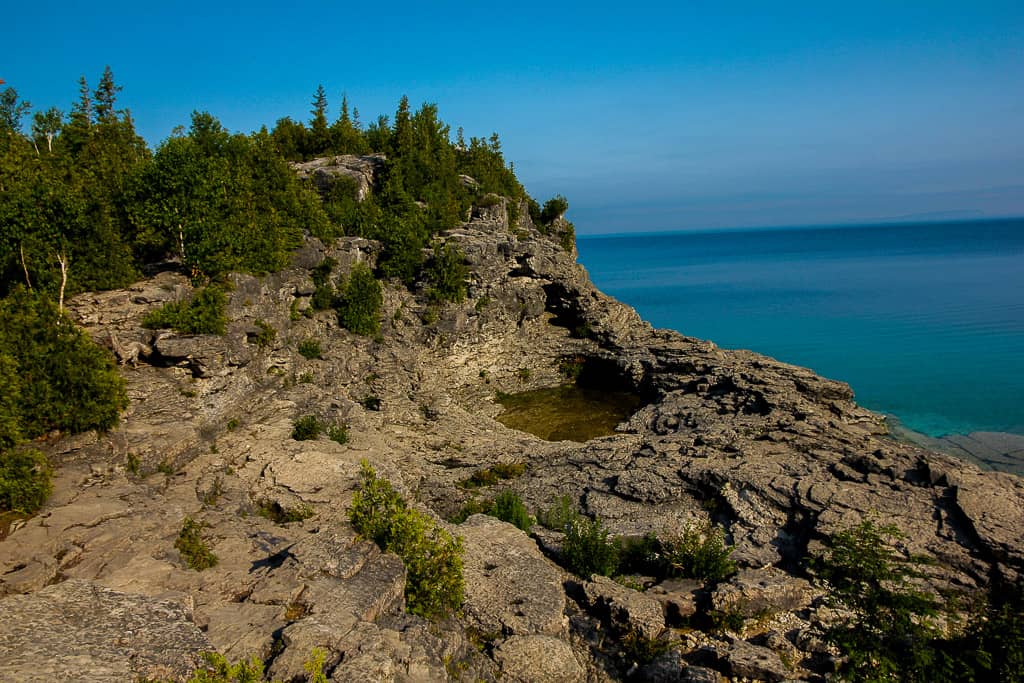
{"left": 493, "top": 635, "right": 585, "bottom": 683}
{"left": 0, "top": 579, "right": 210, "bottom": 682}
{"left": 459, "top": 514, "right": 567, "bottom": 636}
{"left": 583, "top": 574, "right": 666, "bottom": 639}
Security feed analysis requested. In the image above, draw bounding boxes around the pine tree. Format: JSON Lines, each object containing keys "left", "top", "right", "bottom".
{"left": 93, "top": 65, "right": 122, "bottom": 123}
{"left": 308, "top": 84, "right": 330, "bottom": 157}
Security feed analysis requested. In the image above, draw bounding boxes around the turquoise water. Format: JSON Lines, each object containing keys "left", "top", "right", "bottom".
{"left": 577, "top": 219, "right": 1024, "bottom": 438}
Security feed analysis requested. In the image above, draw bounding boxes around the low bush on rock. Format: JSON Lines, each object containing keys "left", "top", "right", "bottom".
{"left": 175, "top": 517, "right": 218, "bottom": 571}
{"left": 458, "top": 462, "right": 526, "bottom": 488}
{"left": 348, "top": 460, "right": 464, "bottom": 620}
{"left": 298, "top": 338, "right": 322, "bottom": 359}
{"left": 291, "top": 415, "right": 323, "bottom": 440}
{"left": 143, "top": 286, "right": 227, "bottom": 335}
{"left": 336, "top": 263, "right": 381, "bottom": 336}
{"left": 563, "top": 515, "right": 620, "bottom": 578}
{"left": 659, "top": 521, "right": 737, "bottom": 584}
{"left": 452, "top": 490, "right": 533, "bottom": 532}
{"left": 537, "top": 494, "right": 578, "bottom": 531}
{"left": 0, "top": 448, "right": 52, "bottom": 514}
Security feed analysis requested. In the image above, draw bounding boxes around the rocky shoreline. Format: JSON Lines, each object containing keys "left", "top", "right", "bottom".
{"left": 1, "top": 192, "right": 1022, "bottom": 682}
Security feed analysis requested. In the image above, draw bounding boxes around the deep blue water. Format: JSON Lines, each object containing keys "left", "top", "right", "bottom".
{"left": 577, "top": 218, "right": 1024, "bottom": 438}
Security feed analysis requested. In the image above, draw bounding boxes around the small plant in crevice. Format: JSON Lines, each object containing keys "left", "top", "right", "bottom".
{"left": 249, "top": 319, "right": 276, "bottom": 348}
{"left": 125, "top": 452, "right": 141, "bottom": 475}
{"left": 459, "top": 462, "right": 526, "bottom": 488}
{"left": 226, "top": 418, "right": 239, "bottom": 431}
{"left": 257, "top": 499, "right": 314, "bottom": 524}
{"left": 557, "top": 355, "right": 586, "bottom": 382}
{"left": 297, "top": 370, "right": 314, "bottom": 384}
{"left": 537, "top": 494, "right": 578, "bottom": 531}
{"left": 620, "top": 629, "right": 675, "bottom": 665}
{"left": 360, "top": 395, "right": 382, "bottom": 411}
{"left": 291, "top": 415, "right": 323, "bottom": 441}
{"left": 515, "top": 367, "right": 531, "bottom": 382}
{"left": 298, "top": 338, "right": 322, "bottom": 359}
{"left": 327, "top": 424, "right": 349, "bottom": 445}
{"left": 175, "top": 516, "right": 218, "bottom": 570}
{"left": 490, "top": 490, "right": 533, "bottom": 532}
{"left": 348, "top": 460, "right": 463, "bottom": 620}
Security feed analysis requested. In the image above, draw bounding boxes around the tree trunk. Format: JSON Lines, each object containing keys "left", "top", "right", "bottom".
{"left": 57, "top": 251, "right": 68, "bottom": 319}
{"left": 19, "top": 244, "right": 32, "bottom": 288}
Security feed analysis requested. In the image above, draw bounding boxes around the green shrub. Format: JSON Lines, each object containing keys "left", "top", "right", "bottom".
{"left": 143, "top": 286, "right": 227, "bottom": 335}
{"left": 459, "top": 462, "right": 526, "bottom": 488}
{"left": 660, "top": 522, "right": 737, "bottom": 584}
{"left": 175, "top": 517, "right": 218, "bottom": 571}
{"left": 0, "top": 448, "right": 52, "bottom": 514}
{"left": 813, "top": 520, "right": 943, "bottom": 682}
{"left": 563, "top": 515, "right": 619, "bottom": 578}
{"left": 558, "top": 355, "right": 585, "bottom": 382}
{"left": 327, "top": 424, "right": 348, "bottom": 445}
{"left": 182, "top": 651, "right": 265, "bottom": 683}
{"left": 537, "top": 494, "right": 578, "bottom": 531}
{"left": 450, "top": 497, "right": 492, "bottom": 523}
{"left": 348, "top": 461, "right": 464, "bottom": 620}
{"left": 426, "top": 242, "right": 469, "bottom": 304}
{"left": 291, "top": 415, "right": 323, "bottom": 441}
{"left": 539, "top": 195, "right": 569, "bottom": 223}
{"left": 0, "top": 290, "right": 127, "bottom": 439}
{"left": 249, "top": 319, "right": 276, "bottom": 348}
{"left": 336, "top": 263, "right": 382, "bottom": 336}
{"left": 490, "top": 490, "right": 533, "bottom": 532}
{"left": 298, "top": 338, "right": 322, "bottom": 359}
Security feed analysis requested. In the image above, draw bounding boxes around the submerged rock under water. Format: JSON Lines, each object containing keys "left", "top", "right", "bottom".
{"left": 495, "top": 384, "right": 642, "bottom": 442}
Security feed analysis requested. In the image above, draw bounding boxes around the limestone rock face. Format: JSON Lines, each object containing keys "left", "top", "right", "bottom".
{"left": 2, "top": 183, "right": 1023, "bottom": 682}
{"left": 0, "top": 579, "right": 210, "bottom": 682}
{"left": 290, "top": 154, "right": 386, "bottom": 201}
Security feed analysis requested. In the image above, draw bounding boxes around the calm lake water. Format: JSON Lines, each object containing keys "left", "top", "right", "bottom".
{"left": 577, "top": 218, "right": 1024, "bottom": 438}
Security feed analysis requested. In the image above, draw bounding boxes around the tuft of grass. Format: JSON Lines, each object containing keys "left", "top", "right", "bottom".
{"left": 537, "top": 494, "right": 578, "bottom": 531}
{"left": 250, "top": 319, "right": 276, "bottom": 348}
{"left": 490, "top": 490, "right": 533, "bottom": 532}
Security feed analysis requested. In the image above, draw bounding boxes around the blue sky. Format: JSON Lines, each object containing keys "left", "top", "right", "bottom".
{"left": 6, "top": 1, "right": 1023, "bottom": 233}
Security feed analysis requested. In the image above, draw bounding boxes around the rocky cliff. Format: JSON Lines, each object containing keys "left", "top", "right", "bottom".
{"left": 1, "top": 190, "right": 1022, "bottom": 682}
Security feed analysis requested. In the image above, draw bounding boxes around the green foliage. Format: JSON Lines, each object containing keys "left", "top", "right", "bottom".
{"left": 539, "top": 195, "right": 569, "bottom": 223}
{"left": 182, "top": 652, "right": 266, "bottom": 683}
{"left": 250, "top": 319, "right": 276, "bottom": 347}
{"left": 558, "top": 355, "right": 585, "bottom": 382}
{"left": 813, "top": 520, "right": 945, "bottom": 682}
{"left": 256, "top": 500, "right": 314, "bottom": 525}
{"left": 537, "top": 494, "right": 579, "bottom": 531}
{"left": 175, "top": 517, "right": 218, "bottom": 571}
{"left": 0, "top": 289, "right": 127, "bottom": 439}
{"left": 660, "top": 522, "right": 737, "bottom": 584}
{"left": 459, "top": 462, "right": 526, "bottom": 488}
{"left": 298, "top": 338, "right": 322, "bottom": 359}
{"left": 304, "top": 647, "right": 329, "bottom": 683}
{"left": 348, "top": 461, "right": 464, "bottom": 620}
{"left": 291, "top": 415, "right": 323, "bottom": 441}
{"left": 620, "top": 630, "right": 674, "bottom": 665}
{"left": 142, "top": 286, "right": 227, "bottom": 335}
{"left": 490, "top": 490, "right": 533, "bottom": 532}
{"left": 426, "top": 242, "right": 468, "bottom": 304}
{"left": 126, "top": 112, "right": 314, "bottom": 278}
{"left": 336, "top": 263, "right": 381, "bottom": 336}
{"left": 0, "top": 448, "right": 52, "bottom": 514}
{"left": 563, "top": 515, "right": 620, "bottom": 578}
{"left": 327, "top": 424, "right": 348, "bottom": 445}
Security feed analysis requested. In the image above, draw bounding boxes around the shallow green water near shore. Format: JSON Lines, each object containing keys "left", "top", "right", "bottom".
{"left": 496, "top": 385, "right": 643, "bottom": 442}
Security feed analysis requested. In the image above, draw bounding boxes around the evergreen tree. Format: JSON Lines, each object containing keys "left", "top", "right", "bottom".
{"left": 92, "top": 65, "right": 122, "bottom": 124}
{"left": 0, "top": 88, "right": 31, "bottom": 133}
{"left": 307, "top": 84, "right": 330, "bottom": 157}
